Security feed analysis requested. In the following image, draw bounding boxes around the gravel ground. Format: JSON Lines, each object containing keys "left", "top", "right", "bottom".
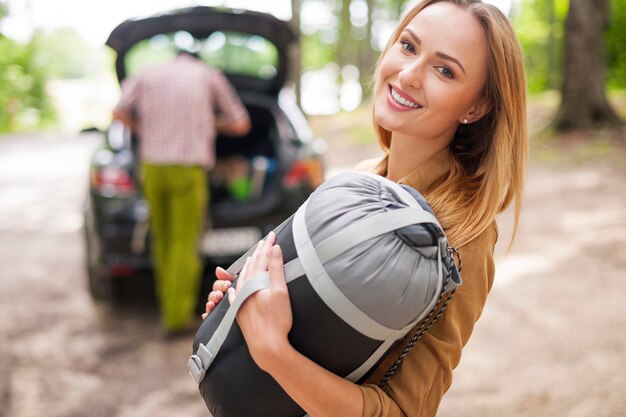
{"left": 0, "top": 131, "right": 624, "bottom": 417}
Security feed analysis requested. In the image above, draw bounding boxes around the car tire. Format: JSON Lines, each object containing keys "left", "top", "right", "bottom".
{"left": 83, "top": 214, "right": 124, "bottom": 303}
{"left": 87, "top": 263, "right": 123, "bottom": 302}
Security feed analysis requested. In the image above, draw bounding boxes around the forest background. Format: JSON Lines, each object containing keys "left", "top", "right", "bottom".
{"left": 0, "top": 0, "right": 624, "bottom": 134}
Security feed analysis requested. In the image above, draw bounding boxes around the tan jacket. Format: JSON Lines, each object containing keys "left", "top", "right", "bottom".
{"left": 355, "top": 150, "right": 498, "bottom": 417}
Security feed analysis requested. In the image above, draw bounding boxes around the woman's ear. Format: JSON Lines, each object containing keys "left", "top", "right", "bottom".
{"left": 461, "top": 97, "right": 493, "bottom": 124}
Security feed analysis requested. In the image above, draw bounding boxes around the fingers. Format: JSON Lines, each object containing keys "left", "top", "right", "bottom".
{"left": 202, "top": 301, "right": 215, "bottom": 320}
{"left": 203, "top": 297, "right": 219, "bottom": 319}
{"left": 236, "top": 257, "right": 252, "bottom": 291}
{"left": 223, "top": 231, "right": 278, "bottom": 305}
{"left": 203, "top": 290, "right": 223, "bottom": 319}
{"left": 266, "top": 230, "right": 277, "bottom": 246}
{"left": 203, "top": 265, "right": 234, "bottom": 320}
{"left": 268, "top": 245, "right": 287, "bottom": 290}
{"left": 251, "top": 231, "right": 276, "bottom": 272}
{"left": 208, "top": 290, "right": 224, "bottom": 305}
{"left": 204, "top": 247, "right": 283, "bottom": 321}
{"left": 215, "top": 266, "right": 235, "bottom": 282}
{"left": 212, "top": 279, "right": 232, "bottom": 293}
{"left": 237, "top": 231, "right": 276, "bottom": 290}
{"left": 203, "top": 231, "right": 277, "bottom": 320}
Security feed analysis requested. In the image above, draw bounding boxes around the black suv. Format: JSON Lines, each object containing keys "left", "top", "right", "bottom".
{"left": 83, "top": 7, "right": 325, "bottom": 302}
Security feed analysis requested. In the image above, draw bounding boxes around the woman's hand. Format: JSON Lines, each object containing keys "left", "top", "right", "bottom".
{"left": 203, "top": 231, "right": 363, "bottom": 417}
{"left": 202, "top": 266, "right": 235, "bottom": 319}
{"left": 227, "top": 231, "right": 293, "bottom": 371}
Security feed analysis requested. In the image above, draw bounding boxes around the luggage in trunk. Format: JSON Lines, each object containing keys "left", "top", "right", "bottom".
{"left": 210, "top": 102, "right": 281, "bottom": 225}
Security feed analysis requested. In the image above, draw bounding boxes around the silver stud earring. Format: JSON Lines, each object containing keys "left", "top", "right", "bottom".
{"left": 462, "top": 118, "right": 469, "bottom": 124}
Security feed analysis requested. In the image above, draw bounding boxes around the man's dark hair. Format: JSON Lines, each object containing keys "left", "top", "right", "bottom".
{"left": 177, "top": 49, "right": 201, "bottom": 59}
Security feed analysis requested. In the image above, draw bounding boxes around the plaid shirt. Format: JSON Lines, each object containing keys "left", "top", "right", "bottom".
{"left": 114, "top": 54, "right": 248, "bottom": 169}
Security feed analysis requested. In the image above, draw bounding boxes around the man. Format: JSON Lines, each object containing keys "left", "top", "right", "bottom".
{"left": 113, "top": 49, "right": 250, "bottom": 333}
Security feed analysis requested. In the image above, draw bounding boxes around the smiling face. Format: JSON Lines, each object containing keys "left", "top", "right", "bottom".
{"left": 374, "top": 2, "right": 490, "bottom": 147}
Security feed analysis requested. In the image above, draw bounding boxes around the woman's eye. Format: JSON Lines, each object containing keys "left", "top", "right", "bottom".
{"left": 400, "top": 41, "right": 416, "bottom": 54}
{"left": 437, "top": 66, "right": 454, "bottom": 79}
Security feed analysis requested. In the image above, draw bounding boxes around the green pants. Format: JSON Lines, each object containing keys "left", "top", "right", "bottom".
{"left": 142, "top": 163, "right": 208, "bottom": 330}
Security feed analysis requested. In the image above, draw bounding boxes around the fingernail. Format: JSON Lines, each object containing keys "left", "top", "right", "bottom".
{"left": 272, "top": 245, "right": 281, "bottom": 257}
{"left": 202, "top": 313, "right": 207, "bottom": 320}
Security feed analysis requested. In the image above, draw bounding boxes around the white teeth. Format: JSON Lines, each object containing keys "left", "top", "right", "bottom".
{"left": 390, "top": 87, "right": 419, "bottom": 109}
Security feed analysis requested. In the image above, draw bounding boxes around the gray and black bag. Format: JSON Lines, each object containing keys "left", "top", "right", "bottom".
{"left": 188, "top": 171, "right": 461, "bottom": 417}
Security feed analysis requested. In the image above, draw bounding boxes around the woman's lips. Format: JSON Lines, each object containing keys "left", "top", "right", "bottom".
{"left": 387, "top": 85, "right": 422, "bottom": 111}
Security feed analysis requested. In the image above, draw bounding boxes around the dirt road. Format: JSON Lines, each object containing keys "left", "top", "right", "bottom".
{"left": 0, "top": 132, "right": 625, "bottom": 417}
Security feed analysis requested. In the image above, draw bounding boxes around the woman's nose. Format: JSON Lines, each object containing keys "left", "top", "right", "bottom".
{"left": 398, "top": 60, "right": 424, "bottom": 89}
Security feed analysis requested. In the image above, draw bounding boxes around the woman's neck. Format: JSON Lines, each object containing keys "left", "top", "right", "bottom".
{"left": 386, "top": 133, "right": 450, "bottom": 182}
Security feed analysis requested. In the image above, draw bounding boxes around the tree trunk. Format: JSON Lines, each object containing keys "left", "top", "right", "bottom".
{"left": 290, "top": 0, "right": 302, "bottom": 108}
{"left": 337, "top": 0, "right": 354, "bottom": 69}
{"left": 358, "top": 0, "right": 376, "bottom": 96}
{"left": 546, "top": 0, "right": 558, "bottom": 90}
{"left": 555, "top": 0, "right": 622, "bottom": 130}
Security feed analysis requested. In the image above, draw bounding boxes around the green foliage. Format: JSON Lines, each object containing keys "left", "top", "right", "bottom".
{"left": 0, "top": 35, "right": 55, "bottom": 132}
{"left": 201, "top": 33, "right": 279, "bottom": 79}
{"left": 301, "top": 33, "right": 337, "bottom": 69}
{"left": 514, "top": 0, "right": 626, "bottom": 94}
{"left": 0, "top": 2, "right": 112, "bottom": 131}
{"left": 124, "top": 38, "right": 177, "bottom": 77}
{"left": 0, "top": 2, "right": 7, "bottom": 21}
{"left": 606, "top": 0, "right": 626, "bottom": 89}
{"left": 32, "top": 27, "right": 108, "bottom": 79}
{"left": 124, "top": 32, "right": 280, "bottom": 80}
{"left": 513, "top": 0, "right": 568, "bottom": 93}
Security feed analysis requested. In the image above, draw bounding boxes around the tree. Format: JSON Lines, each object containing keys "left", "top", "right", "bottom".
{"left": 0, "top": 2, "right": 7, "bottom": 21}
{"left": 290, "top": 0, "right": 302, "bottom": 106}
{"left": 0, "top": 2, "right": 55, "bottom": 131}
{"left": 606, "top": 0, "right": 626, "bottom": 89}
{"left": 555, "top": 0, "right": 622, "bottom": 130}
{"left": 32, "top": 27, "right": 106, "bottom": 79}
{"left": 545, "top": 0, "right": 558, "bottom": 89}
{"left": 357, "top": 0, "right": 376, "bottom": 94}
{"left": 337, "top": 0, "right": 353, "bottom": 68}
{"left": 0, "top": 35, "right": 55, "bottom": 131}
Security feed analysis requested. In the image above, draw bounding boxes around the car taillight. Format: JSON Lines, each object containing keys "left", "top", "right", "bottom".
{"left": 283, "top": 159, "right": 324, "bottom": 189}
{"left": 110, "top": 264, "right": 136, "bottom": 277}
{"left": 91, "top": 166, "right": 135, "bottom": 197}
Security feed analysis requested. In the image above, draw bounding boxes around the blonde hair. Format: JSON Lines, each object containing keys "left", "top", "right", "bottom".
{"left": 373, "top": 0, "right": 528, "bottom": 248}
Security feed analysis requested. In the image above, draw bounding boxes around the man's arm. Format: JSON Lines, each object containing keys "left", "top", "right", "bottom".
{"left": 210, "top": 69, "right": 251, "bottom": 137}
{"left": 112, "top": 108, "right": 139, "bottom": 133}
{"left": 112, "top": 76, "right": 141, "bottom": 134}
{"left": 215, "top": 114, "right": 251, "bottom": 137}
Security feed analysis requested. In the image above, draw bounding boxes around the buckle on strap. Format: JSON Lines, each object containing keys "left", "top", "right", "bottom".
{"left": 438, "top": 236, "right": 448, "bottom": 257}
{"left": 188, "top": 343, "right": 214, "bottom": 385}
{"left": 188, "top": 354, "right": 206, "bottom": 385}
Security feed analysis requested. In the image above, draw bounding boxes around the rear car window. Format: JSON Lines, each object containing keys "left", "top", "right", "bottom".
{"left": 125, "top": 30, "right": 279, "bottom": 80}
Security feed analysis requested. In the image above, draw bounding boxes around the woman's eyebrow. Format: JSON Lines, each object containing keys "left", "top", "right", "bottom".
{"left": 402, "top": 28, "right": 467, "bottom": 75}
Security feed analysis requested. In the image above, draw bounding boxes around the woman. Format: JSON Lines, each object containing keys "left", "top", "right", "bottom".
{"left": 203, "top": 1, "right": 527, "bottom": 416}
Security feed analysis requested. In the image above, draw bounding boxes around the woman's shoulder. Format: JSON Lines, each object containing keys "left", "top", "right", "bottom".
{"left": 454, "top": 221, "right": 499, "bottom": 290}
{"left": 458, "top": 221, "right": 499, "bottom": 255}
{"left": 353, "top": 157, "right": 385, "bottom": 173}
{"left": 475, "top": 221, "right": 499, "bottom": 247}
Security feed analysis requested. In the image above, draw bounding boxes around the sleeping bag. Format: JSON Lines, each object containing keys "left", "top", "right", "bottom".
{"left": 188, "top": 171, "right": 461, "bottom": 417}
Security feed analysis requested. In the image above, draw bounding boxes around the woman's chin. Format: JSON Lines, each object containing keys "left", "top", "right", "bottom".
{"left": 374, "top": 112, "right": 403, "bottom": 134}
{"left": 373, "top": 107, "right": 394, "bottom": 131}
